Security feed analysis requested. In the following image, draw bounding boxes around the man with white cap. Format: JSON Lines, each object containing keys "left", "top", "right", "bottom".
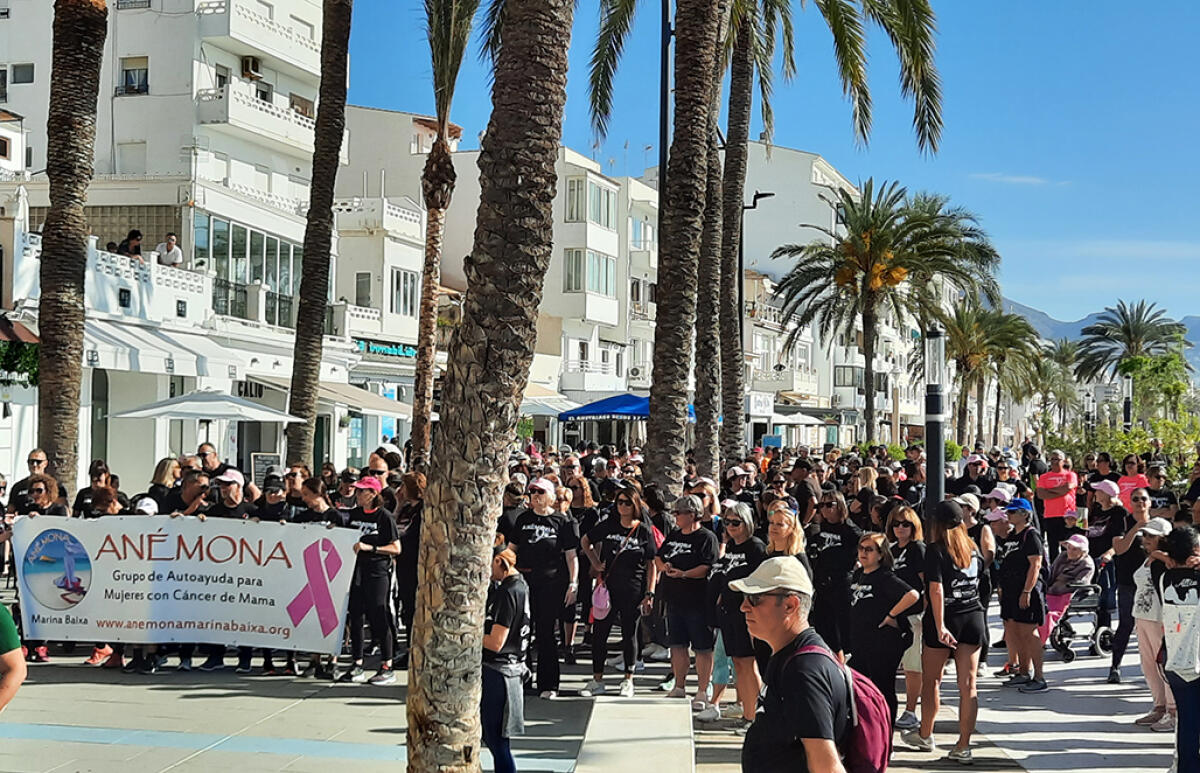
{"left": 732, "top": 557, "right": 850, "bottom": 772}
{"left": 948, "top": 455, "right": 995, "bottom": 498}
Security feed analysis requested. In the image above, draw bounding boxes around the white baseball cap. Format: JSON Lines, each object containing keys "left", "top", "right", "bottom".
{"left": 729, "top": 556, "right": 814, "bottom": 597}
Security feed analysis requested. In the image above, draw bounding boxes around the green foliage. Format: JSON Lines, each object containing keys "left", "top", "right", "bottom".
{"left": 1118, "top": 348, "right": 1190, "bottom": 421}
{"left": 886, "top": 443, "right": 905, "bottom": 460}
{"left": 515, "top": 417, "right": 535, "bottom": 440}
{"left": 1046, "top": 416, "right": 1200, "bottom": 484}
{"left": 1076, "top": 300, "right": 1191, "bottom": 381}
{"left": 0, "top": 341, "right": 38, "bottom": 387}
{"left": 945, "top": 439, "right": 962, "bottom": 464}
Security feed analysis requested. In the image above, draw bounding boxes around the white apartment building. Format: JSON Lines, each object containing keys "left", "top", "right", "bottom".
{"left": 0, "top": 0, "right": 413, "bottom": 487}
{"left": 0, "top": 110, "right": 27, "bottom": 178}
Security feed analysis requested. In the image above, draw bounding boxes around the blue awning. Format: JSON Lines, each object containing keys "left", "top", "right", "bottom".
{"left": 558, "top": 393, "right": 696, "bottom": 422}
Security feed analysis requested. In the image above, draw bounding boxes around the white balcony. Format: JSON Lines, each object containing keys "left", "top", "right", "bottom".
{"left": 196, "top": 83, "right": 349, "bottom": 163}
{"left": 560, "top": 360, "right": 625, "bottom": 394}
{"left": 567, "top": 292, "right": 619, "bottom": 327}
{"left": 752, "top": 366, "right": 820, "bottom": 395}
{"left": 333, "top": 198, "right": 423, "bottom": 242}
{"left": 629, "top": 300, "right": 656, "bottom": 324}
{"left": 197, "top": 0, "right": 321, "bottom": 79}
{"left": 630, "top": 246, "right": 657, "bottom": 274}
{"left": 746, "top": 300, "right": 786, "bottom": 329}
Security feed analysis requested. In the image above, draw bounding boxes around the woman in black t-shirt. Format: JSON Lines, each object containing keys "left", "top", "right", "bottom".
{"left": 392, "top": 473, "right": 424, "bottom": 666}
{"left": 339, "top": 477, "right": 401, "bottom": 686}
{"left": 713, "top": 502, "right": 767, "bottom": 722}
{"left": 511, "top": 478, "right": 579, "bottom": 698}
{"left": 1088, "top": 482, "right": 1128, "bottom": 633}
{"left": 849, "top": 532, "right": 919, "bottom": 724}
{"left": 482, "top": 547, "right": 530, "bottom": 773}
{"left": 1109, "top": 487, "right": 1152, "bottom": 684}
{"left": 566, "top": 473, "right": 601, "bottom": 639}
{"left": 887, "top": 505, "right": 927, "bottom": 730}
{"left": 903, "top": 500, "right": 984, "bottom": 761}
{"left": 292, "top": 478, "right": 341, "bottom": 678}
{"left": 807, "top": 491, "right": 863, "bottom": 657}
{"left": 997, "top": 501, "right": 1047, "bottom": 692}
{"left": 579, "top": 488, "right": 655, "bottom": 697}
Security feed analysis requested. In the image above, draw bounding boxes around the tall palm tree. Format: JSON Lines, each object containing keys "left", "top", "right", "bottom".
{"left": 692, "top": 6, "right": 729, "bottom": 481}
{"left": 38, "top": 0, "right": 109, "bottom": 496}
{"left": 942, "top": 301, "right": 989, "bottom": 446}
{"left": 1076, "top": 300, "right": 1191, "bottom": 381}
{"left": 720, "top": 0, "right": 941, "bottom": 460}
{"left": 409, "top": 0, "right": 481, "bottom": 471}
{"left": 987, "top": 313, "right": 1038, "bottom": 446}
{"left": 1046, "top": 337, "right": 1079, "bottom": 376}
{"left": 773, "top": 180, "right": 999, "bottom": 444}
{"left": 285, "top": 0, "right": 353, "bottom": 467}
{"left": 405, "top": 0, "right": 575, "bottom": 763}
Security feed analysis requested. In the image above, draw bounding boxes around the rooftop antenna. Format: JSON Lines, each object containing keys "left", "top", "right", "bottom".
{"left": 642, "top": 144, "right": 653, "bottom": 175}
{"left": 622, "top": 139, "right": 629, "bottom": 176}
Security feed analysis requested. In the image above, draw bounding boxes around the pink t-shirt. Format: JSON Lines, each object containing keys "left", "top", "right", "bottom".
{"left": 1038, "top": 470, "right": 1078, "bottom": 518}
{"left": 1118, "top": 474, "right": 1150, "bottom": 511}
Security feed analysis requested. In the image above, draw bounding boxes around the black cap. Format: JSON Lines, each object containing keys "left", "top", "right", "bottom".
{"left": 339, "top": 468, "right": 359, "bottom": 484}
{"left": 935, "top": 499, "right": 964, "bottom": 527}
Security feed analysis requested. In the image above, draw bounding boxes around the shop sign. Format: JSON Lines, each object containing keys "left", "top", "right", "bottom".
{"left": 354, "top": 338, "right": 417, "bottom": 359}
{"left": 236, "top": 380, "right": 264, "bottom": 399}
{"left": 745, "top": 392, "right": 774, "bottom": 417}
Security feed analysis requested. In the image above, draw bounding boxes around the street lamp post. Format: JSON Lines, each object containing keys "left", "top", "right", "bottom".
{"left": 1122, "top": 375, "right": 1134, "bottom": 433}
{"left": 924, "top": 326, "right": 946, "bottom": 521}
{"left": 739, "top": 191, "right": 775, "bottom": 343}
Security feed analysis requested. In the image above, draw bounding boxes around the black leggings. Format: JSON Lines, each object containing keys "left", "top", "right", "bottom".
{"left": 592, "top": 594, "right": 640, "bottom": 676}
{"left": 349, "top": 573, "right": 394, "bottom": 664}
{"left": 852, "top": 638, "right": 907, "bottom": 724}
{"left": 395, "top": 573, "right": 417, "bottom": 652}
{"left": 528, "top": 575, "right": 566, "bottom": 692}
{"left": 1111, "top": 583, "right": 1136, "bottom": 669}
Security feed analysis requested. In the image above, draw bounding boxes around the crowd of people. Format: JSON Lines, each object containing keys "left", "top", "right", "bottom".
{"left": 3, "top": 436, "right": 1200, "bottom": 772}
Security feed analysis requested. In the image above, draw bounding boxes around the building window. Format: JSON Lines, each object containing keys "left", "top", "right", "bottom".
{"left": 630, "top": 279, "right": 640, "bottom": 303}
{"left": 355, "top": 272, "right": 371, "bottom": 307}
{"left": 0, "top": 137, "right": 8, "bottom": 160}
{"left": 119, "top": 57, "right": 149, "bottom": 94}
{"left": 586, "top": 250, "right": 616, "bottom": 297}
{"left": 834, "top": 365, "right": 863, "bottom": 388}
{"left": 0, "top": 69, "right": 6, "bottom": 103}
{"left": 10, "top": 64, "right": 33, "bottom": 84}
{"left": 631, "top": 218, "right": 653, "bottom": 249}
{"left": 255, "top": 81, "right": 273, "bottom": 103}
{"left": 565, "top": 178, "right": 585, "bottom": 222}
{"left": 391, "top": 268, "right": 419, "bottom": 317}
{"left": 615, "top": 350, "right": 624, "bottom": 377}
{"left": 563, "top": 248, "right": 584, "bottom": 292}
{"left": 24, "top": 145, "right": 32, "bottom": 168}
{"left": 588, "top": 182, "right": 616, "bottom": 229}
{"left": 215, "top": 64, "right": 229, "bottom": 89}
{"left": 578, "top": 341, "right": 589, "bottom": 362}
{"left": 289, "top": 93, "right": 315, "bottom": 119}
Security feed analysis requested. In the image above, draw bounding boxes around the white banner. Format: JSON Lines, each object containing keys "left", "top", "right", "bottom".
{"left": 12, "top": 515, "right": 361, "bottom": 653}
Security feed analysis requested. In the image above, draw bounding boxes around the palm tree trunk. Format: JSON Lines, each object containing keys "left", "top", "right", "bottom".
{"left": 286, "top": 0, "right": 352, "bottom": 467}
{"left": 955, "top": 374, "right": 969, "bottom": 446}
{"left": 38, "top": 0, "right": 109, "bottom": 496}
{"left": 992, "top": 376, "right": 1003, "bottom": 448}
{"left": 405, "top": 0, "right": 573, "bottom": 764}
{"left": 862, "top": 302, "right": 878, "bottom": 444}
{"left": 646, "top": 0, "right": 723, "bottom": 493}
{"left": 718, "top": 20, "right": 753, "bottom": 463}
{"left": 692, "top": 47, "right": 725, "bottom": 481}
{"left": 410, "top": 138, "right": 456, "bottom": 471}
{"left": 975, "top": 375, "right": 985, "bottom": 447}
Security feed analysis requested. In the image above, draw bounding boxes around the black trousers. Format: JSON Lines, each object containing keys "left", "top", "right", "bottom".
{"left": 851, "top": 635, "right": 907, "bottom": 725}
{"left": 1043, "top": 517, "right": 1067, "bottom": 563}
{"left": 527, "top": 574, "right": 566, "bottom": 692}
{"left": 1112, "top": 583, "right": 1136, "bottom": 668}
{"left": 395, "top": 571, "right": 417, "bottom": 652}
{"left": 349, "top": 572, "right": 394, "bottom": 664}
{"left": 592, "top": 593, "right": 640, "bottom": 675}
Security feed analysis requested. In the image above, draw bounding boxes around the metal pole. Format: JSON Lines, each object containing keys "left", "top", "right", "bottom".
{"left": 658, "top": 0, "right": 671, "bottom": 200}
{"left": 924, "top": 328, "right": 946, "bottom": 522}
{"left": 738, "top": 211, "right": 745, "bottom": 344}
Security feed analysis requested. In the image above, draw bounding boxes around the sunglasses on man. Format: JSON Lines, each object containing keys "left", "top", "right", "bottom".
{"left": 742, "top": 591, "right": 794, "bottom": 607}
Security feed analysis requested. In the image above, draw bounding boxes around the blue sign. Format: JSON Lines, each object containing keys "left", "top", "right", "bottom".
{"left": 762, "top": 435, "right": 783, "bottom": 449}
{"left": 381, "top": 386, "right": 397, "bottom": 439}
{"left": 354, "top": 339, "right": 417, "bottom": 359}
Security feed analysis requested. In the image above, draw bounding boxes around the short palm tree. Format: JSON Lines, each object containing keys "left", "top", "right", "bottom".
{"left": 978, "top": 310, "right": 1038, "bottom": 446}
{"left": 942, "top": 302, "right": 990, "bottom": 446}
{"left": 38, "top": 0, "right": 109, "bottom": 495}
{"left": 286, "top": 0, "right": 353, "bottom": 467}
{"left": 408, "top": 0, "right": 482, "bottom": 471}
{"left": 1076, "top": 300, "right": 1191, "bottom": 381}
{"left": 773, "top": 179, "right": 999, "bottom": 443}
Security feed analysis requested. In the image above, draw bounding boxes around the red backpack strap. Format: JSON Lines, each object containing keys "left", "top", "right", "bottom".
{"left": 789, "top": 644, "right": 859, "bottom": 729}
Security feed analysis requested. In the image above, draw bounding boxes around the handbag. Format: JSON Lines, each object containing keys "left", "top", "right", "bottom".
{"left": 590, "top": 522, "right": 641, "bottom": 622}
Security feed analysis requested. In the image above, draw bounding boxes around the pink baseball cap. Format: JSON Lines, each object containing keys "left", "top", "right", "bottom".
{"left": 1092, "top": 480, "right": 1120, "bottom": 498}
{"left": 1061, "top": 534, "right": 1089, "bottom": 551}
{"left": 214, "top": 468, "right": 244, "bottom": 486}
{"left": 352, "top": 476, "right": 383, "bottom": 493}
{"left": 527, "top": 478, "right": 556, "bottom": 496}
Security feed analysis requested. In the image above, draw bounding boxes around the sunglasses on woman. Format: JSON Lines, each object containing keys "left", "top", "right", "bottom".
{"left": 725, "top": 519, "right": 744, "bottom": 527}
{"left": 818, "top": 502, "right": 836, "bottom": 509}
{"left": 616, "top": 498, "right": 634, "bottom": 506}
{"left": 893, "top": 521, "right": 913, "bottom": 529}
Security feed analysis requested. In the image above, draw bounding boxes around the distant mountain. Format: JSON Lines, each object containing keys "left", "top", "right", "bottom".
{"left": 1002, "top": 297, "right": 1200, "bottom": 372}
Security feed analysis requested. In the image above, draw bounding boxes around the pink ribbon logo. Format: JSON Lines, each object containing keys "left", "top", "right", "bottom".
{"left": 287, "top": 538, "right": 343, "bottom": 636}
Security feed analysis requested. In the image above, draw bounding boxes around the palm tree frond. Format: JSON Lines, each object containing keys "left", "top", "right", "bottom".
{"left": 588, "top": 0, "right": 640, "bottom": 139}
{"left": 814, "top": 0, "right": 871, "bottom": 145}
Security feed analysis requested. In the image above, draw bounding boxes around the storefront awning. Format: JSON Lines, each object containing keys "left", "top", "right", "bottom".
{"left": 770, "top": 411, "right": 824, "bottom": 426}
{"left": 254, "top": 375, "right": 413, "bottom": 418}
{"left": 82, "top": 318, "right": 238, "bottom": 377}
{"left": 520, "top": 382, "right": 579, "bottom": 417}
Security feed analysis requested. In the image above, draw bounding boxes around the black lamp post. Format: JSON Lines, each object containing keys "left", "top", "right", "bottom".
{"left": 924, "top": 325, "right": 946, "bottom": 519}
{"left": 1122, "top": 375, "right": 1133, "bottom": 433}
{"left": 738, "top": 190, "right": 775, "bottom": 342}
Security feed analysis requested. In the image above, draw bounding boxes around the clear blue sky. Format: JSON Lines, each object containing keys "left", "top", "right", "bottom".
{"left": 348, "top": 1, "right": 1200, "bottom": 322}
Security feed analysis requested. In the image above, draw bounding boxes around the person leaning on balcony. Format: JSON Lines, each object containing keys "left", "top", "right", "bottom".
{"left": 154, "top": 232, "right": 184, "bottom": 267}
{"left": 116, "top": 229, "right": 144, "bottom": 263}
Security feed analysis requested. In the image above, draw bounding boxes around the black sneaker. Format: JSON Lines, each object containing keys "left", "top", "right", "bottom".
{"left": 122, "top": 657, "right": 143, "bottom": 674}
{"left": 1107, "top": 667, "right": 1121, "bottom": 684}
{"left": 198, "top": 657, "right": 225, "bottom": 672}
{"left": 235, "top": 660, "right": 253, "bottom": 674}
{"left": 137, "top": 659, "right": 159, "bottom": 675}
{"left": 337, "top": 665, "right": 367, "bottom": 684}
{"left": 1019, "top": 678, "right": 1048, "bottom": 693}
{"left": 992, "top": 638, "right": 1006, "bottom": 649}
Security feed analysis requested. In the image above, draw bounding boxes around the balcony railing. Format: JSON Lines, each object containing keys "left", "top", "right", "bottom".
{"left": 746, "top": 301, "right": 786, "bottom": 327}
{"left": 332, "top": 198, "right": 423, "bottom": 241}
{"left": 197, "top": 0, "right": 321, "bottom": 77}
{"left": 265, "top": 291, "right": 294, "bottom": 328}
{"left": 213, "top": 277, "right": 250, "bottom": 320}
{"left": 630, "top": 301, "right": 655, "bottom": 321}
{"left": 196, "top": 83, "right": 349, "bottom": 163}
{"left": 564, "top": 360, "right": 618, "bottom": 375}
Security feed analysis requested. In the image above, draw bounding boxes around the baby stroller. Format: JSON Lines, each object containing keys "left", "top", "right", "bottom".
{"left": 1047, "top": 583, "right": 1114, "bottom": 663}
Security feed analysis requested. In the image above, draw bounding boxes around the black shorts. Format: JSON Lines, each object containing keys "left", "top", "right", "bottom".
{"left": 999, "top": 585, "right": 1046, "bottom": 625}
{"left": 667, "top": 607, "right": 715, "bottom": 652}
{"left": 719, "top": 607, "right": 757, "bottom": 658}
{"left": 923, "top": 607, "right": 987, "bottom": 650}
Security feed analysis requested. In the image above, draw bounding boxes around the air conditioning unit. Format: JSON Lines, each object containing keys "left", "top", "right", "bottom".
{"left": 629, "top": 366, "right": 642, "bottom": 379}
{"left": 242, "top": 56, "right": 263, "bottom": 80}
{"left": 831, "top": 394, "right": 842, "bottom": 407}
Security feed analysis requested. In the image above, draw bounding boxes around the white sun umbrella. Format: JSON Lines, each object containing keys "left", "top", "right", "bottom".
{"left": 111, "top": 388, "right": 305, "bottom": 423}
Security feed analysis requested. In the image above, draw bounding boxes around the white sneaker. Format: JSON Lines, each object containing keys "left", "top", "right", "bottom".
{"left": 721, "top": 703, "right": 744, "bottom": 719}
{"left": 644, "top": 644, "right": 671, "bottom": 662}
{"left": 692, "top": 699, "right": 710, "bottom": 712}
{"left": 618, "top": 678, "right": 635, "bottom": 698}
{"left": 580, "top": 680, "right": 606, "bottom": 697}
{"left": 900, "top": 728, "right": 936, "bottom": 752}
{"left": 1151, "top": 713, "right": 1177, "bottom": 733}
{"left": 666, "top": 686, "right": 688, "bottom": 699}
{"left": 695, "top": 704, "right": 721, "bottom": 721}
{"left": 895, "top": 710, "right": 919, "bottom": 731}
{"left": 538, "top": 690, "right": 557, "bottom": 700}
{"left": 606, "top": 654, "right": 624, "bottom": 669}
